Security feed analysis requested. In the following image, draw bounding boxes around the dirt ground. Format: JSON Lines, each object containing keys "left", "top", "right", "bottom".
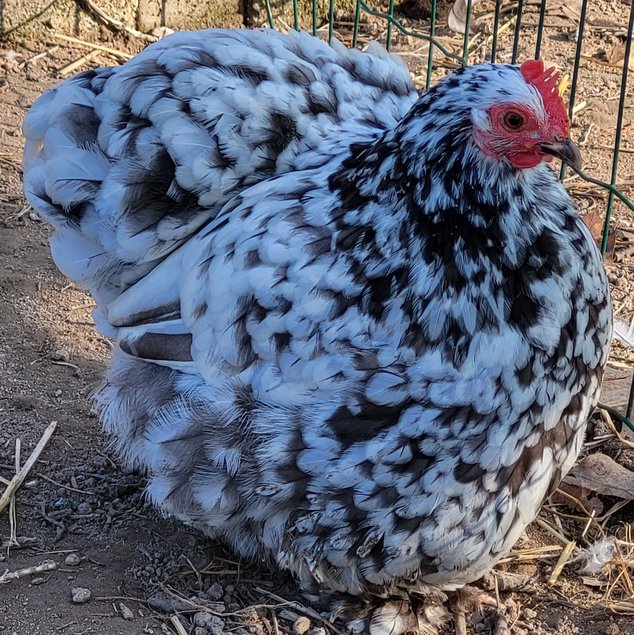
{"left": 1, "top": 1, "right": 634, "bottom": 634}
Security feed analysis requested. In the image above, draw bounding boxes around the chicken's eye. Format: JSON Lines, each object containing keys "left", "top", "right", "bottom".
{"left": 503, "top": 111, "right": 524, "bottom": 130}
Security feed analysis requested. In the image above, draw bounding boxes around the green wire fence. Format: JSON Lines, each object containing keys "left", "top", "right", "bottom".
{"left": 264, "top": 0, "right": 634, "bottom": 432}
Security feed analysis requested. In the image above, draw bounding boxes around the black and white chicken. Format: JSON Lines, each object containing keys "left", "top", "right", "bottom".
{"left": 23, "top": 28, "right": 612, "bottom": 634}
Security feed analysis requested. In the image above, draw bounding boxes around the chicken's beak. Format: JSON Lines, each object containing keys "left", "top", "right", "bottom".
{"left": 538, "top": 138, "right": 583, "bottom": 171}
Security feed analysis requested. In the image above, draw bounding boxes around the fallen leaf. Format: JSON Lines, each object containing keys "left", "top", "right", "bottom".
{"left": 606, "top": 43, "right": 634, "bottom": 68}
{"left": 581, "top": 209, "right": 605, "bottom": 240}
{"left": 564, "top": 453, "right": 634, "bottom": 499}
{"left": 601, "top": 365, "right": 634, "bottom": 412}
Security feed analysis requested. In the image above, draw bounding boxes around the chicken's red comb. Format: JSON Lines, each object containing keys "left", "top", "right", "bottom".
{"left": 520, "top": 59, "right": 570, "bottom": 133}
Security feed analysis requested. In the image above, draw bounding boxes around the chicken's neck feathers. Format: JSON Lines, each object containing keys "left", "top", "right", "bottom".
{"left": 329, "top": 99, "right": 570, "bottom": 275}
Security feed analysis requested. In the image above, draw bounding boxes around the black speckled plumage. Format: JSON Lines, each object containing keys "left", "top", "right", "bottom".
{"left": 23, "top": 28, "right": 612, "bottom": 634}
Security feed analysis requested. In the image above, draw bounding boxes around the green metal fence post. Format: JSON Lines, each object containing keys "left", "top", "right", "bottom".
{"left": 511, "top": 0, "right": 525, "bottom": 64}
{"left": 490, "top": 0, "right": 502, "bottom": 63}
{"left": 601, "top": 0, "right": 634, "bottom": 257}
{"left": 425, "top": 0, "right": 437, "bottom": 90}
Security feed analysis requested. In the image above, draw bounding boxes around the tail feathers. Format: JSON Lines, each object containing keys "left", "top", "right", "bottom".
{"left": 23, "top": 68, "right": 208, "bottom": 306}
{"left": 23, "top": 71, "right": 112, "bottom": 229}
{"left": 23, "top": 28, "right": 417, "bottom": 339}
{"left": 22, "top": 71, "right": 106, "bottom": 149}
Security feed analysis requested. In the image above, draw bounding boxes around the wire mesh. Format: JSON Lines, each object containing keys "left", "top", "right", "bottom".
{"left": 279, "top": 0, "right": 634, "bottom": 431}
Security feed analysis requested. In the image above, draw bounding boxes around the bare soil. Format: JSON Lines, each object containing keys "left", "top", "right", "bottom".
{"left": 1, "top": 2, "right": 634, "bottom": 634}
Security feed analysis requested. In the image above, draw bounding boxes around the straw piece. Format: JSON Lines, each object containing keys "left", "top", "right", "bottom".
{"left": 0, "top": 421, "right": 58, "bottom": 515}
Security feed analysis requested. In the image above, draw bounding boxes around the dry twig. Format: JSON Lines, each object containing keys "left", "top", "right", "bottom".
{"left": 0, "top": 560, "right": 58, "bottom": 584}
{"left": 52, "top": 34, "right": 132, "bottom": 60}
{"left": 548, "top": 539, "right": 577, "bottom": 585}
{"left": 7, "top": 439, "right": 21, "bottom": 547}
{"left": 59, "top": 50, "right": 100, "bottom": 76}
{"left": 19, "top": 46, "right": 60, "bottom": 68}
{"left": 535, "top": 516, "right": 570, "bottom": 545}
{"left": 51, "top": 360, "right": 80, "bottom": 372}
{"left": 256, "top": 588, "right": 345, "bottom": 635}
{"left": 499, "top": 544, "right": 563, "bottom": 564}
{"left": 0, "top": 421, "right": 58, "bottom": 515}
{"left": 169, "top": 615, "right": 189, "bottom": 635}
{"left": 601, "top": 409, "right": 634, "bottom": 451}
{"left": 76, "top": 0, "right": 157, "bottom": 42}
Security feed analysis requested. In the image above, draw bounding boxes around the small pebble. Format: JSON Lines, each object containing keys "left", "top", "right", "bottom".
{"left": 71, "top": 587, "right": 91, "bottom": 604}
{"left": 54, "top": 389, "right": 62, "bottom": 397}
{"left": 523, "top": 607, "right": 537, "bottom": 620}
{"left": 76, "top": 502, "right": 92, "bottom": 515}
{"left": 50, "top": 349, "right": 70, "bottom": 362}
{"left": 293, "top": 616, "right": 311, "bottom": 635}
{"left": 30, "top": 577, "right": 45, "bottom": 586}
{"left": 208, "top": 616, "right": 225, "bottom": 635}
{"left": 206, "top": 581, "right": 224, "bottom": 600}
{"left": 64, "top": 554, "right": 81, "bottom": 566}
{"left": 193, "top": 612, "right": 212, "bottom": 628}
{"left": 119, "top": 603, "right": 134, "bottom": 620}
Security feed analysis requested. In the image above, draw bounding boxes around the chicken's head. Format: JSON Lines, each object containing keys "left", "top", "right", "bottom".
{"left": 471, "top": 59, "right": 581, "bottom": 171}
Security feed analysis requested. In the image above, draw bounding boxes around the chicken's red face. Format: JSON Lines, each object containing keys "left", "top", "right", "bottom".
{"left": 472, "top": 59, "right": 582, "bottom": 171}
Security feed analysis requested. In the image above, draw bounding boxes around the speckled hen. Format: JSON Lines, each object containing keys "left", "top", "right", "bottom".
{"left": 23, "top": 28, "right": 612, "bottom": 634}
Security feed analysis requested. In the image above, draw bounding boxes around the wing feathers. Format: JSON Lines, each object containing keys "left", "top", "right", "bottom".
{"left": 120, "top": 332, "right": 193, "bottom": 362}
